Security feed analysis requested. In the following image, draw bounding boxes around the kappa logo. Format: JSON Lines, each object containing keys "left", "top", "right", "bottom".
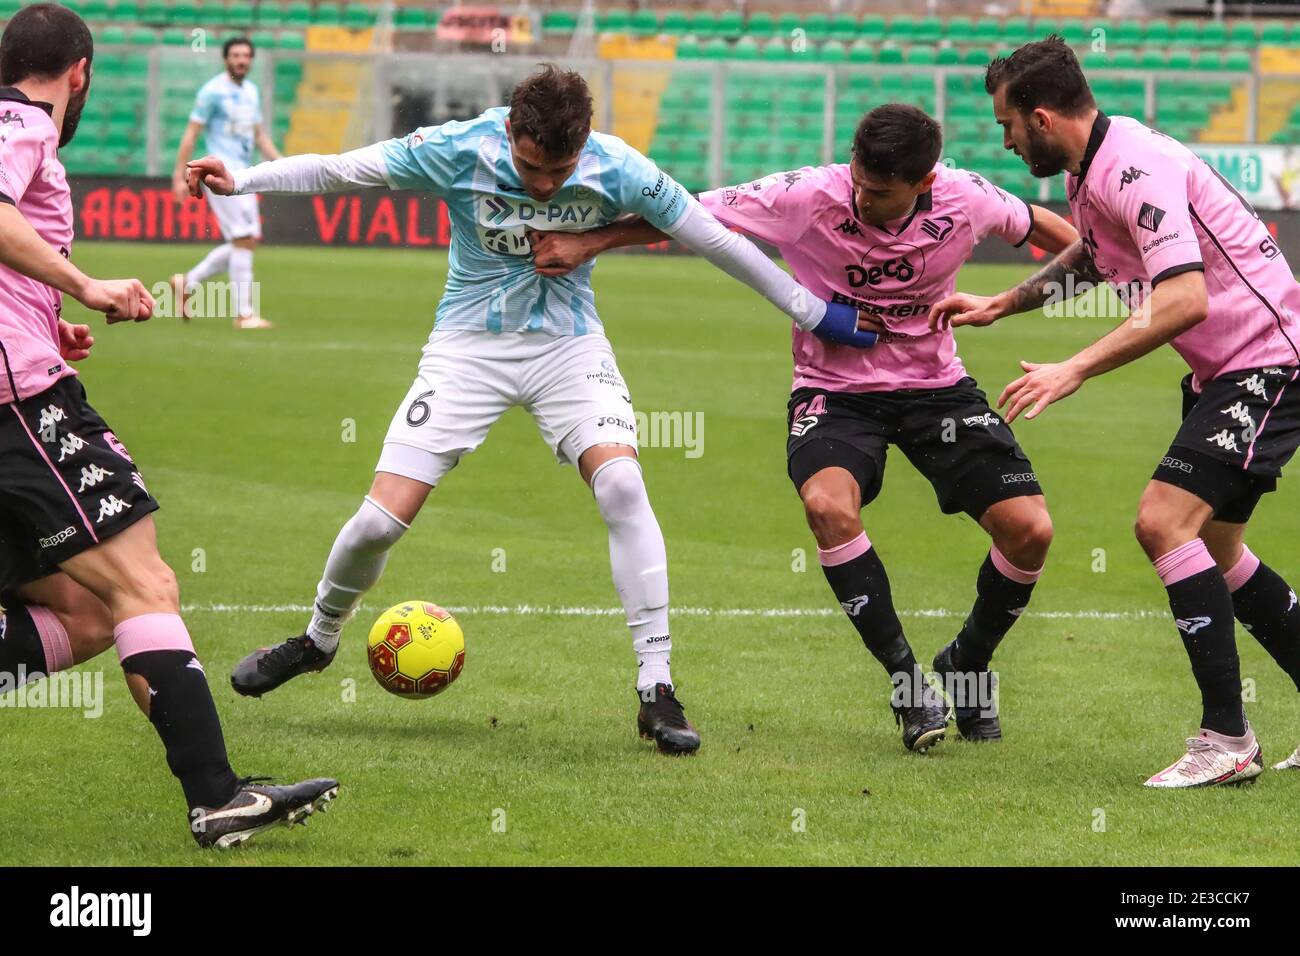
{"left": 1175, "top": 616, "right": 1212, "bottom": 635}
{"left": 1207, "top": 429, "right": 1241, "bottom": 452}
{"left": 37, "top": 404, "right": 66, "bottom": 440}
{"left": 1117, "top": 166, "right": 1148, "bottom": 191}
{"left": 782, "top": 170, "right": 803, "bottom": 190}
{"left": 95, "top": 495, "right": 132, "bottom": 524}
{"left": 1220, "top": 401, "right": 1256, "bottom": 430}
{"left": 1237, "top": 374, "right": 1269, "bottom": 399}
{"left": 77, "top": 463, "right": 114, "bottom": 493}
{"left": 920, "top": 216, "right": 954, "bottom": 241}
{"left": 966, "top": 172, "right": 988, "bottom": 194}
{"left": 1159, "top": 455, "right": 1194, "bottom": 473}
{"left": 56, "top": 433, "right": 86, "bottom": 462}
{"left": 1137, "top": 202, "right": 1166, "bottom": 232}
{"left": 835, "top": 217, "right": 863, "bottom": 236}
{"left": 840, "top": 595, "right": 870, "bottom": 617}
{"left": 38, "top": 526, "right": 77, "bottom": 549}
{"left": 1001, "top": 471, "right": 1037, "bottom": 484}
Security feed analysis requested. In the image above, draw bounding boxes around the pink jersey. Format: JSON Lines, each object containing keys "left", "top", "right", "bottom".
{"left": 700, "top": 163, "right": 1033, "bottom": 392}
{"left": 0, "top": 89, "right": 75, "bottom": 406}
{"left": 1066, "top": 113, "right": 1300, "bottom": 389}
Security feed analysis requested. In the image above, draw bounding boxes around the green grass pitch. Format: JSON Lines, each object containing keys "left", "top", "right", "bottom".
{"left": 3, "top": 242, "right": 1298, "bottom": 866}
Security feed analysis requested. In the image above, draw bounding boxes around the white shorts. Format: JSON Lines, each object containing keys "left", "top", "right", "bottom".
{"left": 376, "top": 330, "right": 640, "bottom": 487}
{"left": 205, "top": 186, "right": 262, "bottom": 240}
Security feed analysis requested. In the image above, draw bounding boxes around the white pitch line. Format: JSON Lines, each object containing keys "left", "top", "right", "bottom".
{"left": 180, "top": 603, "right": 1169, "bottom": 621}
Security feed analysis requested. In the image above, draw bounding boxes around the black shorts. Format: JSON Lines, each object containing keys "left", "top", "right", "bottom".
{"left": 0, "top": 376, "right": 159, "bottom": 592}
{"left": 786, "top": 377, "right": 1043, "bottom": 520}
{"left": 1153, "top": 367, "right": 1300, "bottom": 524}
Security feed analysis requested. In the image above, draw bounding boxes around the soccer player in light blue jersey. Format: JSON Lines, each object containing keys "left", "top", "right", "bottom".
{"left": 189, "top": 66, "right": 876, "bottom": 755}
{"left": 171, "top": 36, "right": 281, "bottom": 329}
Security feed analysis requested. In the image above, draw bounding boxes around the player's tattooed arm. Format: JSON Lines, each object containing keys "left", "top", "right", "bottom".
{"left": 928, "top": 239, "right": 1102, "bottom": 332}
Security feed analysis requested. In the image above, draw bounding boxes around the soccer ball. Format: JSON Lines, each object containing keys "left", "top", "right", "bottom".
{"left": 366, "top": 601, "right": 465, "bottom": 699}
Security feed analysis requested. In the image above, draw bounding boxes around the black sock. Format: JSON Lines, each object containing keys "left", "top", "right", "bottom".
{"left": 820, "top": 541, "right": 923, "bottom": 701}
{"left": 1231, "top": 561, "right": 1300, "bottom": 691}
{"left": 0, "top": 602, "right": 52, "bottom": 684}
{"left": 121, "top": 650, "right": 240, "bottom": 811}
{"left": 1165, "top": 567, "right": 1246, "bottom": 736}
{"left": 951, "top": 552, "right": 1039, "bottom": 672}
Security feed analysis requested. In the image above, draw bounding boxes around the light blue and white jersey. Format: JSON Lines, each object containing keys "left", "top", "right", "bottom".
{"left": 190, "top": 73, "right": 262, "bottom": 171}
{"left": 377, "top": 106, "right": 690, "bottom": 335}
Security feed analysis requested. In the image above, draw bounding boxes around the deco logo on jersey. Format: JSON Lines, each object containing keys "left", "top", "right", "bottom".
{"left": 845, "top": 242, "right": 926, "bottom": 291}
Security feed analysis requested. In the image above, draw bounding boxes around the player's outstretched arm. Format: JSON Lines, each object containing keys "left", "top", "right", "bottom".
{"left": 254, "top": 124, "right": 284, "bottom": 162}
{"left": 0, "top": 204, "right": 153, "bottom": 323}
{"left": 188, "top": 143, "right": 392, "bottom": 197}
{"left": 663, "top": 200, "right": 879, "bottom": 347}
{"left": 997, "top": 269, "right": 1208, "bottom": 423}
{"left": 928, "top": 238, "right": 1101, "bottom": 332}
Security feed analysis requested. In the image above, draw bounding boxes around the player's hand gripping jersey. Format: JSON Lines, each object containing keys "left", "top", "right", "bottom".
{"left": 700, "top": 162, "right": 1035, "bottom": 392}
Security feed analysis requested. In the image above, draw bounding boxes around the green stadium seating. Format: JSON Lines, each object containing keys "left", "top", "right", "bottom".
{"left": 905, "top": 45, "right": 936, "bottom": 66}
{"left": 276, "top": 28, "right": 304, "bottom": 48}
{"left": 744, "top": 11, "right": 772, "bottom": 37}
{"left": 127, "top": 25, "right": 157, "bottom": 43}
{"left": 829, "top": 14, "right": 857, "bottom": 42}
{"left": 596, "top": 9, "right": 629, "bottom": 33}
{"left": 877, "top": 43, "right": 903, "bottom": 65}
{"left": 889, "top": 15, "right": 916, "bottom": 43}
{"left": 314, "top": 2, "right": 341, "bottom": 26}
{"left": 675, "top": 35, "right": 701, "bottom": 59}
{"left": 803, "top": 12, "right": 829, "bottom": 42}
{"left": 915, "top": 15, "right": 942, "bottom": 44}
{"left": 99, "top": 24, "right": 127, "bottom": 43}
{"left": 847, "top": 40, "right": 875, "bottom": 64}
{"left": 1228, "top": 21, "right": 1257, "bottom": 47}
{"left": 717, "top": 10, "right": 742, "bottom": 38}
{"left": 859, "top": 14, "right": 885, "bottom": 41}
{"left": 731, "top": 36, "right": 759, "bottom": 60}
{"left": 110, "top": 1, "right": 141, "bottom": 24}
{"left": 688, "top": 11, "right": 718, "bottom": 38}
{"left": 1201, "top": 21, "right": 1227, "bottom": 48}
{"left": 629, "top": 9, "right": 657, "bottom": 36}
{"left": 817, "top": 39, "right": 846, "bottom": 62}
{"left": 1259, "top": 21, "right": 1288, "bottom": 45}
{"left": 167, "top": 1, "right": 198, "bottom": 26}
{"left": 761, "top": 39, "right": 791, "bottom": 61}
{"left": 936, "top": 45, "right": 960, "bottom": 66}
{"left": 1144, "top": 19, "right": 1172, "bottom": 46}
{"left": 701, "top": 37, "right": 729, "bottom": 60}
{"left": 541, "top": 10, "right": 575, "bottom": 35}
{"left": 225, "top": 1, "right": 253, "bottom": 27}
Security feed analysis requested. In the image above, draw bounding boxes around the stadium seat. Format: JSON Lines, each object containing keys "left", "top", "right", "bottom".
{"left": 1172, "top": 20, "right": 1201, "bottom": 48}
{"left": 314, "top": 2, "right": 341, "bottom": 26}
{"left": 660, "top": 10, "right": 691, "bottom": 34}
{"left": 877, "top": 43, "right": 903, "bottom": 65}
{"left": 1165, "top": 48, "right": 1193, "bottom": 70}
{"left": 915, "top": 15, "right": 942, "bottom": 44}
{"left": 1224, "top": 50, "right": 1252, "bottom": 72}
{"left": 675, "top": 35, "right": 701, "bottom": 59}
{"left": 700, "top": 37, "right": 729, "bottom": 60}
{"left": 935, "top": 45, "right": 960, "bottom": 66}
{"left": 342, "top": 3, "right": 375, "bottom": 29}
{"left": 1259, "top": 21, "right": 1288, "bottom": 45}
{"left": 99, "top": 24, "right": 127, "bottom": 43}
{"left": 717, "top": 10, "right": 742, "bottom": 38}
{"left": 541, "top": 10, "right": 576, "bottom": 35}
{"left": 829, "top": 14, "right": 856, "bottom": 42}
{"left": 945, "top": 16, "right": 973, "bottom": 40}
{"left": 1058, "top": 17, "right": 1088, "bottom": 45}
{"left": 109, "top": 0, "right": 140, "bottom": 23}
{"left": 962, "top": 46, "right": 990, "bottom": 66}
{"left": 1114, "top": 21, "right": 1144, "bottom": 47}
{"left": 761, "top": 39, "right": 791, "bottom": 61}
{"left": 859, "top": 13, "right": 885, "bottom": 41}
{"left": 257, "top": 2, "right": 285, "bottom": 27}
{"left": 1200, "top": 20, "right": 1227, "bottom": 48}
{"left": 1138, "top": 48, "right": 1166, "bottom": 70}
{"left": 744, "top": 11, "right": 773, "bottom": 37}
{"left": 731, "top": 36, "right": 759, "bottom": 60}
{"left": 284, "top": 0, "right": 312, "bottom": 27}
{"left": 276, "top": 29, "right": 305, "bottom": 49}
{"left": 629, "top": 9, "right": 657, "bottom": 37}
{"left": 250, "top": 28, "right": 274, "bottom": 47}
{"left": 972, "top": 18, "right": 1000, "bottom": 44}
{"left": 1002, "top": 16, "right": 1032, "bottom": 46}
{"left": 225, "top": 1, "right": 253, "bottom": 27}
{"left": 817, "top": 39, "right": 846, "bottom": 62}
{"left": 688, "top": 11, "right": 718, "bottom": 37}
{"left": 1144, "top": 19, "right": 1172, "bottom": 46}
{"left": 127, "top": 25, "right": 157, "bottom": 44}
{"left": 1228, "top": 20, "right": 1257, "bottom": 47}
{"left": 905, "top": 45, "right": 936, "bottom": 65}
{"left": 888, "top": 15, "right": 916, "bottom": 43}
{"left": 847, "top": 40, "right": 875, "bottom": 63}
{"left": 596, "top": 9, "right": 630, "bottom": 33}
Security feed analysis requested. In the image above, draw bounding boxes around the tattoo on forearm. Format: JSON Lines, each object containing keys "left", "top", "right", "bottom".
{"left": 1004, "top": 240, "right": 1103, "bottom": 314}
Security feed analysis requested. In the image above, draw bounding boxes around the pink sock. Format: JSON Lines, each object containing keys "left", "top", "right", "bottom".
{"left": 1153, "top": 539, "right": 1217, "bottom": 586}
{"left": 114, "top": 613, "right": 195, "bottom": 664}
{"left": 1223, "top": 545, "right": 1261, "bottom": 593}
{"left": 29, "top": 606, "right": 73, "bottom": 672}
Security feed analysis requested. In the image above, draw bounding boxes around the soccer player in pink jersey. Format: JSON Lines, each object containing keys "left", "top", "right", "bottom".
{"left": 0, "top": 4, "right": 338, "bottom": 844}
{"left": 529, "top": 104, "right": 1077, "bottom": 752}
{"left": 931, "top": 36, "right": 1300, "bottom": 786}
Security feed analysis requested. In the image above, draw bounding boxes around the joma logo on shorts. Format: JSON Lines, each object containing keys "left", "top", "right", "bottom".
{"left": 39, "top": 526, "right": 77, "bottom": 549}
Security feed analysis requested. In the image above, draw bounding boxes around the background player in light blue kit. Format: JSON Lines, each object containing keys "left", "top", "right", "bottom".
{"left": 171, "top": 35, "right": 281, "bottom": 329}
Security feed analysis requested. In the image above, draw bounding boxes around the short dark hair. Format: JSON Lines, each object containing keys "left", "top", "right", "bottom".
{"left": 508, "top": 64, "right": 592, "bottom": 160}
{"left": 0, "top": 3, "right": 93, "bottom": 86}
{"left": 985, "top": 35, "right": 1095, "bottom": 116}
{"left": 223, "top": 35, "right": 254, "bottom": 58}
{"left": 851, "top": 103, "right": 942, "bottom": 184}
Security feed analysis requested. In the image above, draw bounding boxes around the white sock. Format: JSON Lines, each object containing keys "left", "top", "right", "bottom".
{"left": 184, "top": 242, "right": 232, "bottom": 287}
{"left": 306, "top": 496, "right": 410, "bottom": 651}
{"left": 228, "top": 246, "right": 254, "bottom": 318}
{"left": 591, "top": 456, "right": 672, "bottom": 690}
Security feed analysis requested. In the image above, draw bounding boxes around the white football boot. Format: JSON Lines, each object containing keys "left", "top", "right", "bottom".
{"left": 1272, "top": 743, "right": 1300, "bottom": 771}
{"left": 1144, "top": 727, "right": 1264, "bottom": 789}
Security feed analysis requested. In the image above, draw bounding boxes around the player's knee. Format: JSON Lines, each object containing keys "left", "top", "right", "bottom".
{"left": 116, "top": 558, "right": 180, "bottom": 613}
{"left": 802, "top": 487, "right": 860, "bottom": 546}
{"left": 1008, "top": 509, "right": 1054, "bottom": 565}
{"left": 591, "top": 456, "right": 647, "bottom": 524}
{"left": 1133, "top": 504, "right": 1173, "bottom": 560}
{"left": 67, "top": 596, "right": 117, "bottom": 664}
